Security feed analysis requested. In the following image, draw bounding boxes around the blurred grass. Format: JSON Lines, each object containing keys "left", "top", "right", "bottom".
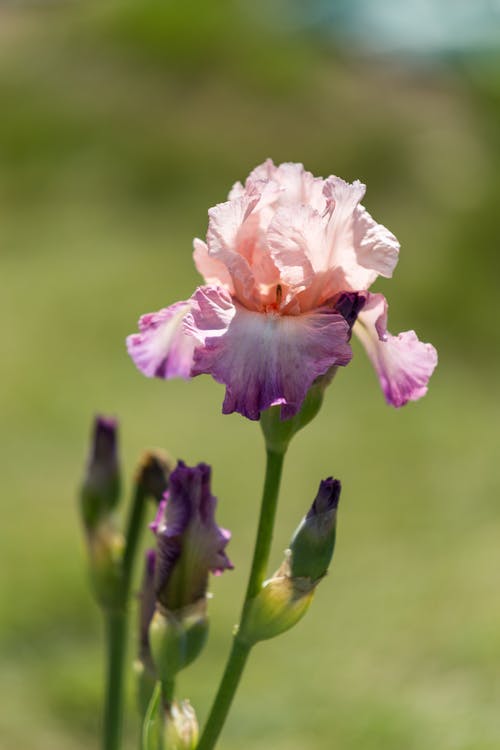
{"left": 1, "top": 2, "right": 500, "bottom": 749}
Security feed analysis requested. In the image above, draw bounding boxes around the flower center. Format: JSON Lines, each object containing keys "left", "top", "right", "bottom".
{"left": 264, "top": 284, "right": 283, "bottom": 314}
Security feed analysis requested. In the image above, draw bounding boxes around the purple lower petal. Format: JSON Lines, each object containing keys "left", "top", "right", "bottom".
{"left": 354, "top": 293, "right": 438, "bottom": 407}
{"left": 188, "top": 286, "right": 352, "bottom": 420}
{"left": 126, "top": 301, "right": 197, "bottom": 380}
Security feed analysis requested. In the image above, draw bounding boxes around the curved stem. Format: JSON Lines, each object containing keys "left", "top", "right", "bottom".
{"left": 197, "top": 448, "right": 286, "bottom": 750}
{"left": 103, "top": 609, "right": 128, "bottom": 750}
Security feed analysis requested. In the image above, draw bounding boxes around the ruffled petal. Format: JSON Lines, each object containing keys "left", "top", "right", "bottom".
{"left": 266, "top": 204, "right": 323, "bottom": 294}
{"left": 126, "top": 301, "right": 196, "bottom": 380}
{"left": 193, "top": 238, "right": 234, "bottom": 291}
{"left": 353, "top": 205, "right": 400, "bottom": 279}
{"left": 206, "top": 194, "right": 259, "bottom": 305}
{"left": 232, "top": 160, "right": 326, "bottom": 214}
{"left": 354, "top": 294, "right": 438, "bottom": 407}
{"left": 323, "top": 177, "right": 399, "bottom": 291}
{"left": 188, "top": 286, "right": 352, "bottom": 420}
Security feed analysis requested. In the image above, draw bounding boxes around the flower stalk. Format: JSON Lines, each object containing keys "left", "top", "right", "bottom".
{"left": 197, "top": 445, "right": 286, "bottom": 750}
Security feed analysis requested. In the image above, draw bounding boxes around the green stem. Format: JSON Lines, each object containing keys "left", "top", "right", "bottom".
{"left": 197, "top": 448, "right": 286, "bottom": 750}
{"left": 103, "top": 609, "right": 128, "bottom": 750}
{"left": 123, "top": 484, "right": 148, "bottom": 599}
{"left": 103, "top": 483, "right": 148, "bottom": 750}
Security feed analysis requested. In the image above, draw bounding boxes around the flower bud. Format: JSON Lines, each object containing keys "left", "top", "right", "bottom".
{"left": 146, "top": 461, "right": 232, "bottom": 681}
{"left": 136, "top": 450, "right": 173, "bottom": 503}
{"left": 80, "top": 416, "right": 121, "bottom": 530}
{"left": 239, "top": 477, "right": 341, "bottom": 645}
{"left": 149, "top": 603, "right": 209, "bottom": 680}
{"left": 238, "top": 558, "right": 315, "bottom": 645}
{"left": 86, "top": 520, "right": 125, "bottom": 609}
{"left": 165, "top": 700, "right": 198, "bottom": 750}
{"left": 289, "top": 477, "right": 341, "bottom": 581}
{"left": 152, "top": 461, "right": 233, "bottom": 613}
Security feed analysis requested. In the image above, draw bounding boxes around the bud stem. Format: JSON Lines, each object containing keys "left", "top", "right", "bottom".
{"left": 123, "top": 483, "right": 149, "bottom": 599}
{"left": 197, "top": 447, "right": 286, "bottom": 750}
{"left": 243, "top": 450, "right": 285, "bottom": 601}
{"left": 103, "top": 482, "right": 150, "bottom": 750}
{"left": 103, "top": 609, "right": 128, "bottom": 750}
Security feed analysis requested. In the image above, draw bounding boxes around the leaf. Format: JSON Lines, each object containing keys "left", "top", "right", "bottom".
{"left": 142, "top": 681, "right": 163, "bottom": 750}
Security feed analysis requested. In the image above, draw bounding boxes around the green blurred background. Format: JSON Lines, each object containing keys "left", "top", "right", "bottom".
{"left": 1, "top": 2, "right": 499, "bottom": 748}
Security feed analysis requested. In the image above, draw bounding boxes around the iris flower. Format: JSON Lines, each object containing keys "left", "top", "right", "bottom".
{"left": 127, "top": 160, "right": 437, "bottom": 419}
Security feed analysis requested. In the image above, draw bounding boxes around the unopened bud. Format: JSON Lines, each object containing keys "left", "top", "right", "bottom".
{"left": 239, "top": 557, "right": 314, "bottom": 645}
{"left": 151, "top": 461, "right": 232, "bottom": 613}
{"left": 165, "top": 700, "right": 198, "bottom": 750}
{"left": 80, "top": 416, "right": 121, "bottom": 530}
{"left": 87, "top": 521, "right": 125, "bottom": 609}
{"left": 289, "top": 477, "right": 340, "bottom": 581}
{"left": 239, "top": 477, "right": 341, "bottom": 645}
{"left": 136, "top": 450, "right": 173, "bottom": 503}
{"left": 149, "top": 602, "right": 209, "bottom": 680}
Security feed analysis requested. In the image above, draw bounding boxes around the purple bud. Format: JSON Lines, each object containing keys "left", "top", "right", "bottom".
{"left": 306, "top": 477, "right": 341, "bottom": 519}
{"left": 80, "top": 416, "right": 121, "bottom": 529}
{"left": 289, "top": 477, "right": 341, "bottom": 581}
{"left": 152, "top": 461, "right": 233, "bottom": 612}
{"left": 136, "top": 450, "right": 173, "bottom": 503}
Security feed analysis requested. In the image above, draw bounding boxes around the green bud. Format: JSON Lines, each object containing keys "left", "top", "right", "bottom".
{"left": 238, "top": 557, "right": 315, "bottom": 645}
{"left": 289, "top": 477, "right": 340, "bottom": 581}
{"left": 80, "top": 416, "right": 121, "bottom": 531}
{"left": 239, "top": 477, "right": 341, "bottom": 644}
{"left": 87, "top": 521, "right": 125, "bottom": 609}
{"left": 165, "top": 701, "right": 198, "bottom": 750}
{"left": 149, "top": 602, "right": 209, "bottom": 681}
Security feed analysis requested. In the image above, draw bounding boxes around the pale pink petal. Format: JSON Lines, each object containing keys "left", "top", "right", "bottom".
{"left": 206, "top": 195, "right": 259, "bottom": 305}
{"left": 228, "top": 180, "right": 245, "bottom": 200}
{"left": 233, "top": 210, "right": 281, "bottom": 295}
{"left": 269, "top": 161, "right": 326, "bottom": 212}
{"left": 266, "top": 204, "right": 323, "bottom": 294}
{"left": 243, "top": 158, "right": 276, "bottom": 186}
{"left": 354, "top": 294, "right": 438, "bottom": 407}
{"left": 353, "top": 205, "right": 400, "bottom": 279}
{"left": 236, "top": 160, "right": 325, "bottom": 213}
{"left": 193, "top": 238, "right": 234, "bottom": 291}
{"left": 126, "top": 301, "right": 197, "bottom": 380}
{"left": 188, "top": 286, "right": 352, "bottom": 420}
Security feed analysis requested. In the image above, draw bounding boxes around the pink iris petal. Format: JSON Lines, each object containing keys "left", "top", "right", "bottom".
{"left": 266, "top": 204, "right": 323, "bottom": 294}
{"left": 193, "top": 238, "right": 234, "bottom": 291}
{"left": 206, "top": 194, "right": 259, "bottom": 305}
{"left": 187, "top": 286, "right": 352, "bottom": 420}
{"left": 126, "top": 301, "right": 196, "bottom": 380}
{"left": 353, "top": 205, "right": 400, "bottom": 279}
{"left": 354, "top": 293, "right": 438, "bottom": 407}
{"left": 322, "top": 177, "right": 399, "bottom": 291}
